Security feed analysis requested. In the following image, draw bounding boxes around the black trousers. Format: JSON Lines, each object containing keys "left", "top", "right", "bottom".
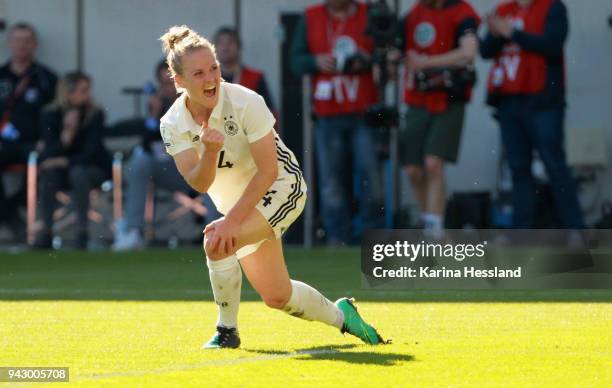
{"left": 39, "top": 165, "right": 107, "bottom": 231}
{"left": 0, "top": 141, "right": 33, "bottom": 222}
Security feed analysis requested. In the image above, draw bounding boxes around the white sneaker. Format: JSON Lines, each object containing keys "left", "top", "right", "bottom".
{"left": 112, "top": 229, "right": 144, "bottom": 251}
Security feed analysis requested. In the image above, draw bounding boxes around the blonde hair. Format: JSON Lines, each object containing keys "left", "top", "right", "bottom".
{"left": 159, "top": 25, "right": 216, "bottom": 77}
{"left": 49, "top": 71, "right": 99, "bottom": 126}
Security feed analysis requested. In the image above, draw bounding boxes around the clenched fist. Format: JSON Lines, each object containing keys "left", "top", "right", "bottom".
{"left": 200, "top": 122, "right": 224, "bottom": 153}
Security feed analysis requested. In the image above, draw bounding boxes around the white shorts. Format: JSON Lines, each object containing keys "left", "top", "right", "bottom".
{"left": 235, "top": 177, "right": 307, "bottom": 259}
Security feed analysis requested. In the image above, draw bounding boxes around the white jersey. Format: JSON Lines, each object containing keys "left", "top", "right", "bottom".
{"left": 160, "top": 82, "right": 305, "bottom": 215}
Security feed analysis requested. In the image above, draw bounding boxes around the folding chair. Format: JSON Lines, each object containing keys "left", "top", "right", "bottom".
{"left": 26, "top": 152, "right": 124, "bottom": 246}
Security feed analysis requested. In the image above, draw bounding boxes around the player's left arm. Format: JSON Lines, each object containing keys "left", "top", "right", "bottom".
{"left": 226, "top": 92, "right": 278, "bottom": 225}
{"left": 204, "top": 93, "right": 278, "bottom": 255}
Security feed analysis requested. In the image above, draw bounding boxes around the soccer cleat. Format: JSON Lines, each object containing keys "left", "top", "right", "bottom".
{"left": 335, "top": 297, "right": 385, "bottom": 345}
{"left": 202, "top": 326, "right": 241, "bottom": 349}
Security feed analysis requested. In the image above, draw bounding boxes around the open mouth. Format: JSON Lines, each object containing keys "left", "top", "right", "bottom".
{"left": 203, "top": 86, "right": 216, "bottom": 98}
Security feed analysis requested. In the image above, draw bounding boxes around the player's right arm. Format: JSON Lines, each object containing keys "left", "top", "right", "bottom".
{"left": 170, "top": 124, "right": 224, "bottom": 193}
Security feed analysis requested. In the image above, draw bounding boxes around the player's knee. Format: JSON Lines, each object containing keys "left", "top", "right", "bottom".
{"left": 203, "top": 247, "right": 225, "bottom": 260}
{"left": 205, "top": 249, "right": 227, "bottom": 261}
{"left": 262, "top": 293, "right": 290, "bottom": 310}
{"left": 424, "top": 156, "right": 444, "bottom": 179}
{"left": 202, "top": 235, "right": 225, "bottom": 261}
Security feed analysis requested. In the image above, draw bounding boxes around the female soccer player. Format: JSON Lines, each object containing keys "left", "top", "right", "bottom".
{"left": 159, "top": 25, "right": 383, "bottom": 348}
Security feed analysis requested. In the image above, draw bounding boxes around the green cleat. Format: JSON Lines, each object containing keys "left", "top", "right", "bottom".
{"left": 202, "top": 326, "right": 241, "bottom": 349}
{"left": 335, "top": 297, "right": 386, "bottom": 345}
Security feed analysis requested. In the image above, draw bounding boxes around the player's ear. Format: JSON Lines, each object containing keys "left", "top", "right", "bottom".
{"left": 174, "top": 73, "right": 185, "bottom": 89}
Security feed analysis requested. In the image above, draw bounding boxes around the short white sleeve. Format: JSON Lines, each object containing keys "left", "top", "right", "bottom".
{"left": 242, "top": 94, "right": 275, "bottom": 143}
{"left": 160, "top": 121, "right": 193, "bottom": 156}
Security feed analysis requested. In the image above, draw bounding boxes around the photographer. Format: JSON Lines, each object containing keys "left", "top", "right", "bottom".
{"left": 481, "top": 0, "right": 583, "bottom": 229}
{"left": 396, "top": 0, "right": 479, "bottom": 238}
{"left": 290, "top": 0, "right": 383, "bottom": 245}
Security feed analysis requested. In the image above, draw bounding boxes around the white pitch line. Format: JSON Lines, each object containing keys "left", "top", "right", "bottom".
{"left": 76, "top": 348, "right": 340, "bottom": 381}
{"left": 0, "top": 288, "right": 406, "bottom": 297}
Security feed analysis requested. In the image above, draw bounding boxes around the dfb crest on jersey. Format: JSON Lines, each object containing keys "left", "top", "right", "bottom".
{"left": 414, "top": 22, "right": 436, "bottom": 48}
{"left": 224, "top": 116, "right": 239, "bottom": 136}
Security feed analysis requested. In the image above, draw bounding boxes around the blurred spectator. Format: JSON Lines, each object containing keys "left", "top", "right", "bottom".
{"left": 481, "top": 0, "right": 583, "bottom": 228}
{"left": 290, "top": 0, "right": 383, "bottom": 245}
{"left": 33, "top": 72, "right": 110, "bottom": 249}
{"left": 214, "top": 26, "right": 276, "bottom": 111}
{"left": 397, "top": 0, "right": 479, "bottom": 238}
{"left": 0, "top": 22, "right": 57, "bottom": 241}
{"left": 112, "top": 60, "right": 195, "bottom": 251}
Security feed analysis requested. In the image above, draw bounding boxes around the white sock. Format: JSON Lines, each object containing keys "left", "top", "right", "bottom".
{"left": 282, "top": 280, "right": 344, "bottom": 329}
{"left": 207, "top": 255, "right": 241, "bottom": 329}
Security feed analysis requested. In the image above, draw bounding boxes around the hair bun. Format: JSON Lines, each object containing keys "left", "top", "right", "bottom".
{"left": 161, "top": 25, "right": 192, "bottom": 52}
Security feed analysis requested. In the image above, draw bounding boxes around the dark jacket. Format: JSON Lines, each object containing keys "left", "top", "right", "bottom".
{"left": 39, "top": 106, "right": 111, "bottom": 176}
{"left": 0, "top": 61, "right": 57, "bottom": 144}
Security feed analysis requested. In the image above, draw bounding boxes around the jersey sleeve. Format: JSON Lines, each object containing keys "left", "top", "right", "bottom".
{"left": 160, "top": 120, "right": 193, "bottom": 156}
{"left": 242, "top": 93, "right": 276, "bottom": 143}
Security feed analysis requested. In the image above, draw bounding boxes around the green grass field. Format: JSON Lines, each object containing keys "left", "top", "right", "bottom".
{"left": 1, "top": 248, "right": 611, "bottom": 387}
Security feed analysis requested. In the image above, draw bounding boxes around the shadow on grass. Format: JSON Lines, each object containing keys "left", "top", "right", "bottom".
{"left": 242, "top": 344, "right": 414, "bottom": 366}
